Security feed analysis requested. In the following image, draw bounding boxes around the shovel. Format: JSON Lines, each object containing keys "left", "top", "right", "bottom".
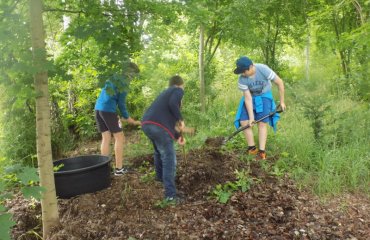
{"left": 222, "top": 105, "right": 284, "bottom": 144}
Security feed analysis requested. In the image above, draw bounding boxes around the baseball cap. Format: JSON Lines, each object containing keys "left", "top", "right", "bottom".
{"left": 233, "top": 56, "right": 253, "bottom": 74}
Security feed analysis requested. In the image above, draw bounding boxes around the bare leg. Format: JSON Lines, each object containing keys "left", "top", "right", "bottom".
{"left": 113, "top": 131, "right": 125, "bottom": 169}
{"left": 101, "top": 131, "right": 112, "bottom": 156}
{"left": 258, "top": 122, "right": 268, "bottom": 150}
{"left": 241, "top": 120, "right": 255, "bottom": 147}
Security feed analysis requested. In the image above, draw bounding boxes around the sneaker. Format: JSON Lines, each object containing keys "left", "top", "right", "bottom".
{"left": 248, "top": 147, "right": 258, "bottom": 155}
{"left": 114, "top": 167, "right": 129, "bottom": 176}
{"left": 256, "top": 150, "right": 267, "bottom": 160}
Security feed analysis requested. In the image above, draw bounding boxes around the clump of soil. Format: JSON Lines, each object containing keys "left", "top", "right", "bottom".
{"left": 204, "top": 136, "right": 225, "bottom": 148}
{"left": 6, "top": 139, "right": 370, "bottom": 240}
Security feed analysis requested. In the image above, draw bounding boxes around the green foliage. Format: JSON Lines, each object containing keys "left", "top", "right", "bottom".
{"left": 234, "top": 169, "right": 252, "bottom": 192}
{"left": 53, "top": 163, "right": 64, "bottom": 172}
{"left": 0, "top": 161, "right": 42, "bottom": 240}
{"left": 154, "top": 198, "right": 177, "bottom": 208}
{"left": 140, "top": 170, "right": 156, "bottom": 183}
{"left": 0, "top": 213, "right": 16, "bottom": 240}
{"left": 213, "top": 184, "right": 233, "bottom": 204}
{"left": 213, "top": 169, "right": 254, "bottom": 204}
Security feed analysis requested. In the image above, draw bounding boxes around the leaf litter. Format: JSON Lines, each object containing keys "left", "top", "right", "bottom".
{"left": 6, "top": 137, "right": 370, "bottom": 240}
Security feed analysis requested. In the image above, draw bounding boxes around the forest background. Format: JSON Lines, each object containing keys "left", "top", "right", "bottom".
{"left": 0, "top": 0, "right": 369, "bottom": 238}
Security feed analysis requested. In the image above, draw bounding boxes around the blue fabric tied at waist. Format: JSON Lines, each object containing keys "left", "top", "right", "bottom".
{"left": 234, "top": 91, "right": 280, "bottom": 132}
{"left": 254, "top": 96, "right": 264, "bottom": 114}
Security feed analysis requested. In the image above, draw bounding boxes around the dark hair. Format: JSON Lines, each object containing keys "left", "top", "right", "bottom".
{"left": 169, "top": 75, "right": 184, "bottom": 87}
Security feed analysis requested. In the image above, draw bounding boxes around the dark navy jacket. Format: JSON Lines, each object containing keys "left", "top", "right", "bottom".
{"left": 142, "top": 86, "right": 184, "bottom": 139}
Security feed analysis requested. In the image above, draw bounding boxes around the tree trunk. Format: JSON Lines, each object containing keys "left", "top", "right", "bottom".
{"left": 29, "top": 0, "right": 59, "bottom": 238}
{"left": 305, "top": 17, "right": 310, "bottom": 82}
{"left": 199, "top": 24, "right": 205, "bottom": 112}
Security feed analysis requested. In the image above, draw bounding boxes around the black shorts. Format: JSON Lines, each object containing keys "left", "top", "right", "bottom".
{"left": 95, "top": 110, "right": 122, "bottom": 133}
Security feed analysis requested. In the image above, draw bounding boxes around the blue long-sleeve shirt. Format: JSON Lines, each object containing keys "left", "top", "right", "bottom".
{"left": 142, "top": 86, "right": 184, "bottom": 139}
{"left": 95, "top": 80, "right": 129, "bottom": 118}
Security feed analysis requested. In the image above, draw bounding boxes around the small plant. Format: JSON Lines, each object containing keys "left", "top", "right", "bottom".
{"left": 271, "top": 165, "right": 285, "bottom": 177}
{"left": 140, "top": 170, "right": 156, "bottom": 183}
{"left": 121, "top": 183, "right": 132, "bottom": 207}
{"left": 154, "top": 198, "right": 176, "bottom": 208}
{"left": 259, "top": 160, "right": 270, "bottom": 172}
{"left": 234, "top": 169, "right": 252, "bottom": 192}
{"left": 213, "top": 169, "right": 254, "bottom": 203}
{"left": 0, "top": 165, "right": 43, "bottom": 240}
{"left": 138, "top": 161, "right": 150, "bottom": 174}
{"left": 213, "top": 184, "right": 233, "bottom": 204}
{"left": 239, "top": 155, "right": 252, "bottom": 164}
{"left": 53, "top": 163, "right": 64, "bottom": 172}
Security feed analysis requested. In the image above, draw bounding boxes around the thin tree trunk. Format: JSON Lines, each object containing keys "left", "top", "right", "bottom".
{"left": 29, "top": 0, "right": 59, "bottom": 238}
{"left": 305, "top": 16, "right": 310, "bottom": 82}
{"left": 199, "top": 24, "right": 205, "bottom": 113}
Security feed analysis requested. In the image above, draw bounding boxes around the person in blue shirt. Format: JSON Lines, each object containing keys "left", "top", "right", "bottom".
{"left": 141, "top": 75, "right": 186, "bottom": 203}
{"left": 95, "top": 63, "right": 141, "bottom": 176}
{"left": 233, "top": 56, "right": 286, "bottom": 160}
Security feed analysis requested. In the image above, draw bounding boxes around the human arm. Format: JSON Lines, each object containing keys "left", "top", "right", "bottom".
{"left": 243, "top": 90, "right": 255, "bottom": 125}
{"left": 169, "top": 88, "right": 184, "bottom": 123}
{"left": 117, "top": 92, "right": 141, "bottom": 125}
{"left": 273, "top": 76, "right": 286, "bottom": 111}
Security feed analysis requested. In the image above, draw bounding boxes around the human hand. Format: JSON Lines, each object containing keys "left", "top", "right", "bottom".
{"left": 280, "top": 102, "right": 286, "bottom": 112}
{"left": 175, "top": 121, "right": 185, "bottom": 132}
{"left": 179, "top": 121, "right": 185, "bottom": 131}
{"left": 249, "top": 119, "right": 256, "bottom": 127}
{"left": 177, "top": 136, "right": 186, "bottom": 145}
{"left": 125, "top": 117, "right": 141, "bottom": 126}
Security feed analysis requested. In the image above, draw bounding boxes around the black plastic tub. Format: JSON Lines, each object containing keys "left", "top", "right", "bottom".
{"left": 53, "top": 155, "right": 111, "bottom": 199}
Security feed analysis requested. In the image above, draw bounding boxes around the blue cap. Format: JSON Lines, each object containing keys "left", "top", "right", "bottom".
{"left": 234, "top": 56, "right": 253, "bottom": 74}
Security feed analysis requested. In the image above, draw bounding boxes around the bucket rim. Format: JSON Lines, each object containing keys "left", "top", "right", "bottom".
{"left": 54, "top": 155, "right": 111, "bottom": 176}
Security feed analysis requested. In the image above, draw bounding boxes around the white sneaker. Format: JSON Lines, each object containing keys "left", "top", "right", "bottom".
{"left": 114, "top": 167, "right": 128, "bottom": 176}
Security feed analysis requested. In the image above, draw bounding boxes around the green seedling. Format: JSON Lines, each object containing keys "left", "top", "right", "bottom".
{"left": 140, "top": 170, "right": 156, "bottom": 183}
{"left": 154, "top": 198, "right": 177, "bottom": 208}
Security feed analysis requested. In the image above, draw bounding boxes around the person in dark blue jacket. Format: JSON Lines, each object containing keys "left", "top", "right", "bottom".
{"left": 95, "top": 63, "right": 141, "bottom": 176}
{"left": 141, "top": 75, "right": 186, "bottom": 203}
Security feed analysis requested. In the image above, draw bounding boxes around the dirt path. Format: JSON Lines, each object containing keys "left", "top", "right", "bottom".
{"left": 6, "top": 135, "right": 370, "bottom": 240}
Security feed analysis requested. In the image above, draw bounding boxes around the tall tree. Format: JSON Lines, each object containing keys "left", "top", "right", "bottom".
{"left": 184, "top": 0, "right": 233, "bottom": 109}
{"left": 199, "top": 24, "right": 205, "bottom": 112}
{"left": 29, "top": 0, "right": 59, "bottom": 237}
{"left": 223, "top": 0, "right": 306, "bottom": 70}
{"left": 310, "top": 0, "right": 368, "bottom": 77}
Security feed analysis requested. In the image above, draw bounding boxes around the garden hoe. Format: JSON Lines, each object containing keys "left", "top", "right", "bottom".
{"left": 222, "top": 105, "right": 284, "bottom": 145}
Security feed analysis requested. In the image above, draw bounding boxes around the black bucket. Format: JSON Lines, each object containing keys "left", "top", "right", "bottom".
{"left": 53, "top": 155, "right": 112, "bottom": 199}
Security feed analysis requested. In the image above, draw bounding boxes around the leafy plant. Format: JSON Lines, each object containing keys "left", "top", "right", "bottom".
{"left": 140, "top": 171, "right": 156, "bottom": 183}
{"left": 234, "top": 169, "right": 252, "bottom": 192}
{"left": 213, "top": 184, "right": 233, "bottom": 204}
{"left": 154, "top": 198, "right": 177, "bottom": 208}
{"left": 0, "top": 164, "right": 43, "bottom": 240}
{"left": 53, "top": 163, "right": 65, "bottom": 172}
{"left": 213, "top": 169, "right": 254, "bottom": 203}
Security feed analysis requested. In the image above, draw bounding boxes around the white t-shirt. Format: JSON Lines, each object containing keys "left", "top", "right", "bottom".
{"left": 237, "top": 63, "right": 276, "bottom": 95}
